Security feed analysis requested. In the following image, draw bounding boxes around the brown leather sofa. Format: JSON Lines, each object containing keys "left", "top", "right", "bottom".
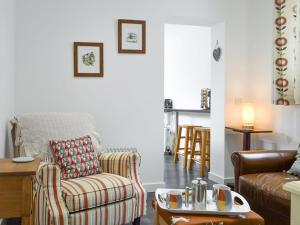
{"left": 231, "top": 150, "right": 299, "bottom": 225}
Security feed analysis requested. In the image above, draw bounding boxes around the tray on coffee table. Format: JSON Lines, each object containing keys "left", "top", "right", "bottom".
{"left": 155, "top": 188, "right": 251, "bottom": 216}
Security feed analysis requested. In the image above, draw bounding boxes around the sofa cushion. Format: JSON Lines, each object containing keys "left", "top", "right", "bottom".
{"left": 288, "top": 149, "right": 300, "bottom": 175}
{"left": 61, "top": 172, "right": 135, "bottom": 213}
{"left": 239, "top": 172, "right": 299, "bottom": 215}
{"left": 50, "top": 135, "right": 101, "bottom": 179}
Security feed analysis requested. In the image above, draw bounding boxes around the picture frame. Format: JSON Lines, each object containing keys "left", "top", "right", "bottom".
{"left": 74, "top": 42, "right": 104, "bottom": 77}
{"left": 118, "top": 19, "right": 146, "bottom": 54}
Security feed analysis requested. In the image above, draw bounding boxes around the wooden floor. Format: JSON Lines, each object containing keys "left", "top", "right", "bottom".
{"left": 141, "top": 154, "right": 215, "bottom": 225}
{"left": 7, "top": 154, "right": 215, "bottom": 225}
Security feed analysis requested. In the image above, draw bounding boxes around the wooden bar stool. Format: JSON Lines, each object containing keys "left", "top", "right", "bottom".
{"left": 188, "top": 127, "right": 211, "bottom": 177}
{"left": 173, "top": 124, "right": 201, "bottom": 168}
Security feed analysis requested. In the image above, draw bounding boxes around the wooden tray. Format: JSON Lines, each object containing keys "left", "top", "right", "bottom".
{"left": 155, "top": 188, "right": 251, "bottom": 216}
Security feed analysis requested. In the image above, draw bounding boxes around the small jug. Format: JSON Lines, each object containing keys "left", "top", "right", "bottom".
{"left": 214, "top": 184, "right": 232, "bottom": 211}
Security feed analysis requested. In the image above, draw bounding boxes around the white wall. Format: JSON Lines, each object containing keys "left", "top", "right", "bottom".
{"left": 210, "top": 22, "right": 226, "bottom": 183}
{"left": 14, "top": 0, "right": 250, "bottom": 187}
{"left": 0, "top": 0, "right": 15, "bottom": 157}
{"left": 14, "top": 0, "right": 165, "bottom": 191}
{"left": 9, "top": 0, "right": 298, "bottom": 186}
{"left": 247, "top": 0, "right": 299, "bottom": 151}
{"left": 223, "top": 0, "right": 300, "bottom": 182}
{"left": 164, "top": 24, "right": 211, "bottom": 131}
{"left": 222, "top": 0, "right": 250, "bottom": 182}
{"left": 164, "top": 24, "right": 211, "bottom": 109}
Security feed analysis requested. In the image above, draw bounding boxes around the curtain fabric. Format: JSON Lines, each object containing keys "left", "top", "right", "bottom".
{"left": 273, "top": 0, "right": 300, "bottom": 105}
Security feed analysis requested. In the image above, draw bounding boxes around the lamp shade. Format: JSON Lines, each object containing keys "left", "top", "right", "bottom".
{"left": 242, "top": 102, "right": 255, "bottom": 129}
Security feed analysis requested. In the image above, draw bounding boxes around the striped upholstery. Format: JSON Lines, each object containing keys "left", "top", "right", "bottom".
{"left": 35, "top": 151, "right": 146, "bottom": 225}
{"left": 98, "top": 152, "right": 146, "bottom": 218}
{"left": 36, "top": 163, "right": 69, "bottom": 225}
{"left": 69, "top": 198, "right": 136, "bottom": 225}
{"left": 61, "top": 173, "right": 135, "bottom": 213}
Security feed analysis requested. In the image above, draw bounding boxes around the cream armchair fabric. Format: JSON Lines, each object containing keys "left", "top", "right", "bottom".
{"left": 10, "top": 112, "right": 102, "bottom": 159}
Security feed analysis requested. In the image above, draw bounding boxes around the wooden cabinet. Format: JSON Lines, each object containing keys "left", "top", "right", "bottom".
{"left": 0, "top": 158, "right": 40, "bottom": 225}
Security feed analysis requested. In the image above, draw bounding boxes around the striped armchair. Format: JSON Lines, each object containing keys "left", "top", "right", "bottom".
{"left": 10, "top": 113, "right": 146, "bottom": 225}
{"left": 35, "top": 151, "right": 146, "bottom": 225}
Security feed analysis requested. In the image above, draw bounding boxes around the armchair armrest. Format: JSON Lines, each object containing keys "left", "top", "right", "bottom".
{"left": 231, "top": 150, "right": 297, "bottom": 192}
{"left": 98, "top": 151, "right": 146, "bottom": 217}
{"left": 36, "top": 162, "right": 62, "bottom": 186}
{"left": 36, "top": 163, "right": 69, "bottom": 225}
{"left": 98, "top": 151, "right": 142, "bottom": 182}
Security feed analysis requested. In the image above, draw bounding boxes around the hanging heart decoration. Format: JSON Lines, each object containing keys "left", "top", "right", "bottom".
{"left": 213, "top": 41, "right": 222, "bottom": 62}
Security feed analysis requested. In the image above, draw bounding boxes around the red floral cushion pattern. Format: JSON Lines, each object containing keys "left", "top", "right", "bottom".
{"left": 50, "top": 135, "right": 101, "bottom": 179}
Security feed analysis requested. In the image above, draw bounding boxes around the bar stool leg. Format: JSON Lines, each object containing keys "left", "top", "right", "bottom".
{"left": 188, "top": 130, "right": 197, "bottom": 170}
{"left": 183, "top": 127, "right": 190, "bottom": 168}
{"left": 200, "top": 130, "right": 207, "bottom": 177}
{"left": 173, "top": 126, "right": 182, "bottom": 163}
{"left": 207, "top": 131, "right": 211, "bottom": 171}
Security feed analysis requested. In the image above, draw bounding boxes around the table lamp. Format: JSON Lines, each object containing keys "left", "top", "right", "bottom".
{"left": 242, "top": 102, "right": 255, "bottom": 130}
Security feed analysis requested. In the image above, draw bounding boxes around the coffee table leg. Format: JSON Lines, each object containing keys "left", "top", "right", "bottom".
{"left": 154, "top": 201, "right": 158, "bottom": 225}
{"left": 21, "top": 216, "right": 30, "bottom": 225}
{"left": 154, "top": 202, "right": 170, "bottom": 225}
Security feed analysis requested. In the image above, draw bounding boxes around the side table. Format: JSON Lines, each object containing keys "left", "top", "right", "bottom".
{"left": 225, "top": 127, "right": 272, "bottom": 150}
{"left": 0, "top": 158, "right": 40, "bottom": 225}
{"left": 151, "top": 198, "right": 264, "bottom": 225}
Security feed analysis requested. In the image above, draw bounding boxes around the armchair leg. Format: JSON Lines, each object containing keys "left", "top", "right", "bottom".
{"left": 132, "top": 217, "right": 141, "bottom": 225}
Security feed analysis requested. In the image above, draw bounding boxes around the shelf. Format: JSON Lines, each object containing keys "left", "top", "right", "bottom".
{"left": 164, "top": 108, "right": 210, "bottom": 113}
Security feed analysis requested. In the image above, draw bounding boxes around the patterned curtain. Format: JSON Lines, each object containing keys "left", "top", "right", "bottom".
{"left": 273, "top": 0, "right": 300, "bottom": 105}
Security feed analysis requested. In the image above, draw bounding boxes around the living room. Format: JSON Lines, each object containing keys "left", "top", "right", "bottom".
{"left": 1, "top": 0, "right": 300, "bottom": 225}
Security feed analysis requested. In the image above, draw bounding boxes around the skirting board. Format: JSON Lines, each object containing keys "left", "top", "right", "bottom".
{"left": 208, "top": 172, "right": 234, "bottom": 184}
{"left": 143, "top": 181, "right": 165, "bottom": 192}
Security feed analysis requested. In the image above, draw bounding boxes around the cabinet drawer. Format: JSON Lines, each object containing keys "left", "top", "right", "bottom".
{"left": 0, "top": 176, "right": 32, "bottom": 218}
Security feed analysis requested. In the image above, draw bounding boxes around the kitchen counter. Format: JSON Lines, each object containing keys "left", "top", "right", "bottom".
{"left": 164, "top": 108, "right": 210, "bottom": 113}
{"left": 164, "top": 108, "right": 210, "bottom": 134}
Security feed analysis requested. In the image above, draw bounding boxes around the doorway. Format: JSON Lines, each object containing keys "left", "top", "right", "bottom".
{"left": 163, "top": 21, "right": 226, "bottom": 184}
{"left": 164, "top": 24, "right": 212, "bottom": 154}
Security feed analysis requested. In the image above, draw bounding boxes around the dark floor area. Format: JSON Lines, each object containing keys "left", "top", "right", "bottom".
{"left": 6, "top": 154, "right": 214, "bottom": 225}
{"left": 140, "top": 154, "right": 215, "bottom": 225}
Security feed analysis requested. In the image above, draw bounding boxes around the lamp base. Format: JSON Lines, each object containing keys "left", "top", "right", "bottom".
{"left": 242, "top": 125, "right": 254, "bottom": 130}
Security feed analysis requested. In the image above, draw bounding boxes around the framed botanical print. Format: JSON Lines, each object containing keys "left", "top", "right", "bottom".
{"left": 74, "top": 42, "right": 104, "bottom": 77}
{"left": 118, "top": 19, "right": 146, "bottom": 54}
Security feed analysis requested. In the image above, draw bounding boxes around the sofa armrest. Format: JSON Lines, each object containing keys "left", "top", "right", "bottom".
{"left": 36, "top": 163, "right": 69, "bottom": 225}
{"left": 231, "top": 150, "right": 297, "bottom": 192}
{"left": 98, "top": 151, "right": 142, "bottom": 182}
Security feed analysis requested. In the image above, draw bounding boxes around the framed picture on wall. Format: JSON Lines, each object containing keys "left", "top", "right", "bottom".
{"left": 118, "top": 19, "right": 146, "bottom": 54}
{"left": 74, "top": 42, "right": 104, "bottom": 77}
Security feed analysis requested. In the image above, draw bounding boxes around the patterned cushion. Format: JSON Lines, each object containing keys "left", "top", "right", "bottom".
{"left": 50, "top": 135, "right": 101, "bottom": 179}
{"left": 61, "top": 173, "right": 135, "bottom": 213}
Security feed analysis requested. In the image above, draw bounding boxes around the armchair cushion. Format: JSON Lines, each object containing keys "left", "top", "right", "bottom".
{"left": 50, "top": 135, "right": 101, "bottom": 179}
{"left": 61, "top": 173, "right": 135, "bottom": 213}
